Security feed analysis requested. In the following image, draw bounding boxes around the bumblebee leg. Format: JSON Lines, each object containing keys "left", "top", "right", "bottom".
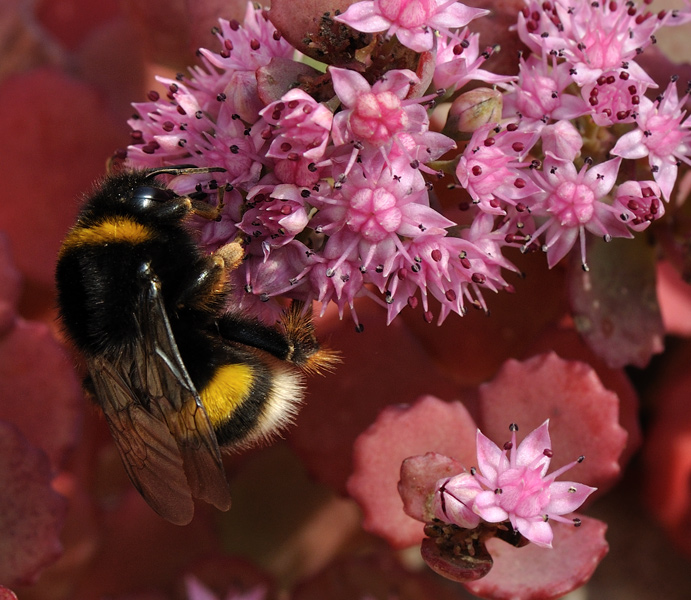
{"left": 218, "top": 302, "right": 339, "bottom": 373}
{"left": 214, "top": 241, "right": 244, "bottom": 272}
{"left": 217, "top": 313, "right": 294, "bottom": 359}
{"left": 186, "top": 182, "right": 233, "bottom": 222}
{"left": 175, "top": 242, "right": 244, "bottom": 311}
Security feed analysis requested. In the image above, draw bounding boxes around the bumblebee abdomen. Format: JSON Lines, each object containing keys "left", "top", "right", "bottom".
{"left": 196, "top": 349, "right": 303, "bottom": 450}
{"left": 199, "top": 363, "right": 256, "bottom": 426}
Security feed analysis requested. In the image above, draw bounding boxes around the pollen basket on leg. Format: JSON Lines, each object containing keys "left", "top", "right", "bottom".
{"left": 60, "top": 217, "right": 153, "bottom": 253}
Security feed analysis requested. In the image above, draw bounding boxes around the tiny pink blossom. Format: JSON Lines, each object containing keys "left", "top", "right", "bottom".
{"left": 455, "top": 123, "right": 541, "bottom": 214}
{"left": 527, "top": 154, "right": 629, "bottom": 269}
{"left": 611, "top": 79, "right": 691, "bottom": 200}
{"left": 335, "top": 0, "right": 488, "bottom": 52}
{"left": 311, "top": 156, "right": 452, "bottom": 265}
{"left": 434, "top": 31, "right": 514, "bottom": 92}
{"left": 259, "top": 89, "right": 333, "bottom": 161}
{"left": 581, "top": 70, "right": 646, "bottom": 127}
{"left": 330, "top": 67, "right": 427, "bottom": 149}
{"left": 517, "top": 0, "right": 661, "bottom": 87}
{"left": 613, "top": 180, "right": 665, "bottom": 233}
{"left": 433, "top": 473, "right": 482, "bottom": 529}
{"left": 502, "top": 55, "right": 588, "bottom": 123}
{"left": 384, "top": 229, "right": 513, "bottom": 323}
{"left": 197, "top": 4, "right": 293, "bottom": 77}
{"left": 238, "top": 183, "right": 310, "bottom": 251}
{"left": 440, "top": 421, "right": 596, "bottom": 548}
{"left": 540, "top": 120, "right": 583, "bottom": 162}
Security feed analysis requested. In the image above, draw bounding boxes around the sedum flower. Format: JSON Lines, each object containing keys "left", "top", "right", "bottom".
{"left": 502, "top": 54, "right": 589, "bottom": 123}
{"left": 334, "top": 0, "right": 488, "bottom": 52}
{"left": 433, "top": 30, "right": 514, "bottom": 92}
{"left": 259, "top": 89, "right": 334, "bottom": 162}
{"left": 436, "top": 421, "right": 597, "bottom": 548}
{"left": 612, "top": 180, "right": 664, "bottom": 233}
{"left": 517, "top": 0, "right": 661, "bottom": 87}
{"left": 526, "top": 154, "right": 629, "bottom": 269}
{"left": 455, "top": 122, "right": 541, "bottom": 214}
{"left": 611, "top": 78, "right": 691, "bottom": 201}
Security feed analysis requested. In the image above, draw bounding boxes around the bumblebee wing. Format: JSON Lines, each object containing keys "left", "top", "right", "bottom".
{"left": 89, "top": 272, "right": 231, "bottom": 525}
{"left": 133, "top": 274, "right": 232, "bottom": 514}
{"left": 89, "top": 358, "right": 195, "bottom": 525}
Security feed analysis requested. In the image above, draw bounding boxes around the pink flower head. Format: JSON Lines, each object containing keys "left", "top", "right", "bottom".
{"left": 127, "top": 78, "right": 264, "bottom": 188}
{"left": 434, "top": 30, "right": 514, "bottom": 92}
{"left": 540, "top": 120, "right": 583, "bottom": 162}
{"left": 455, "top": 123, "right": 541, "bottom": 214}
{"left": 188, "top": 4, "right": 295, "bottom": 122}
{"left": 238, "top": 183, "right": 310, "bottom": 252}
{"left": 198, "top": 4, "right": 294, "bottom": 77}
{"left": 613, "top": 179, "right": 665, "bottom": 233}
{"left": 259, "top": 89, "right": 333, "bottom": 161}
{"left": 384, "top": 230, "right": 513, "bottom": 324}
{"left": 581, "top": 70, "right": 647, "bottom": 127}
{"left": 433, "top": 472, "right": 483, "bottom": 529}
{"left": 311, "top": 156, "right": 453, "bottom": 268}
{"left": 335, "top": 0, "right": 488, "bottom": 52}
{"left": 308, "top": 233, "right": 368, "bottom": 322}
{"left": 611, "top": 78, "right": 691, "bottom": 200}
{"left": 330, "top": 67, "right": 430, "bottom": 151}
{"left": 517, "top": 0, "right": 661, "bottom": 87}
{"left": 527, "top": 154, "right": 630, "bottom": 269}
{"left": 439, "top": 421, "right": 596, "bottom": 548}
{"left": 502, "top": 54, "right": 588, "bottom": 122}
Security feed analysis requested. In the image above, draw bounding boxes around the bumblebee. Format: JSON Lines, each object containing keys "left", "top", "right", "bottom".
{"left": 56, "top": 166, "right": 336, "bottom": 525}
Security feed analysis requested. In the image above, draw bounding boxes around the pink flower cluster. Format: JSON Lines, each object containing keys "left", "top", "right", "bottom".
{"left": 122, "top": 0, "right": 691, "bottom": 327}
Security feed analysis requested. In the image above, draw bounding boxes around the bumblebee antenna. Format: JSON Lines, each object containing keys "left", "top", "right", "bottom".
{"left": 143, "top": 166, "right": 227, "bottom": 178}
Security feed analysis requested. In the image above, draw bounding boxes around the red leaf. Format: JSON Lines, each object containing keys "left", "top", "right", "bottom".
{"left": 568, "top": 236, "right": 664, "bottom": 369}
{"left": 0, "top": 422, "right": 67, "bottom": 586}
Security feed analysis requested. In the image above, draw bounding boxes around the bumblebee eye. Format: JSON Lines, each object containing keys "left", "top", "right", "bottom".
{"left": 130, "top": 186, "right": 177, "bottom": 209}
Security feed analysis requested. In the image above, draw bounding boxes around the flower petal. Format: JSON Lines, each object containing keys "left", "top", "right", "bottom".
{"left": 544, "top": 481, "right": 597, "bottom": 515}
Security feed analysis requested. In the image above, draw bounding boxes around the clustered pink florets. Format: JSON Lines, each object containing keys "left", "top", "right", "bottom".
{"left": 123, "top": 0, "right": 690, "bottom": 324}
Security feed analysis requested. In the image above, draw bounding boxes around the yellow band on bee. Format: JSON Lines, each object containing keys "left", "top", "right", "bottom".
{"left": 61, "top": 217, "right": 153, "bottom": 252}
{"left": 200, "top": 363, "right": 255, "bottom": 426}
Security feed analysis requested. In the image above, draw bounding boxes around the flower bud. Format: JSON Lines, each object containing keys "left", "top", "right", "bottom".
{"left": 444, "top": 88, "right": 503, "bottom": 136}
{"left": 433, "top": 473, "right": 482, "bottom": 529}
{"left": 541, "top": 120, "right": 583, "bottom": 161}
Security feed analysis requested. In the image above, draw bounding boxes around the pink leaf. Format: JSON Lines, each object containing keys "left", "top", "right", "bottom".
{"left": 464, "top": 516, "right": 608, "bottom": 600}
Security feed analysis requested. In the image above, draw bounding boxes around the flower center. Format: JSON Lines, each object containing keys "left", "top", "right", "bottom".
{"left": 551, "top": 181, "right": 595, "bottom": 226}
{"left": 376, "top": 0, "right": 435, "bottom": 28}
{"left": 496, "top": 466, "right": 551, "bottom": 518}
{"left": 350, "top": 91, "right": 408, "bottom": 146}
{"left": 346, "top": 187, "right": 403, "bottom": 242}
{"left": 646, "top": 113, "right": 684, "bottom": 157}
